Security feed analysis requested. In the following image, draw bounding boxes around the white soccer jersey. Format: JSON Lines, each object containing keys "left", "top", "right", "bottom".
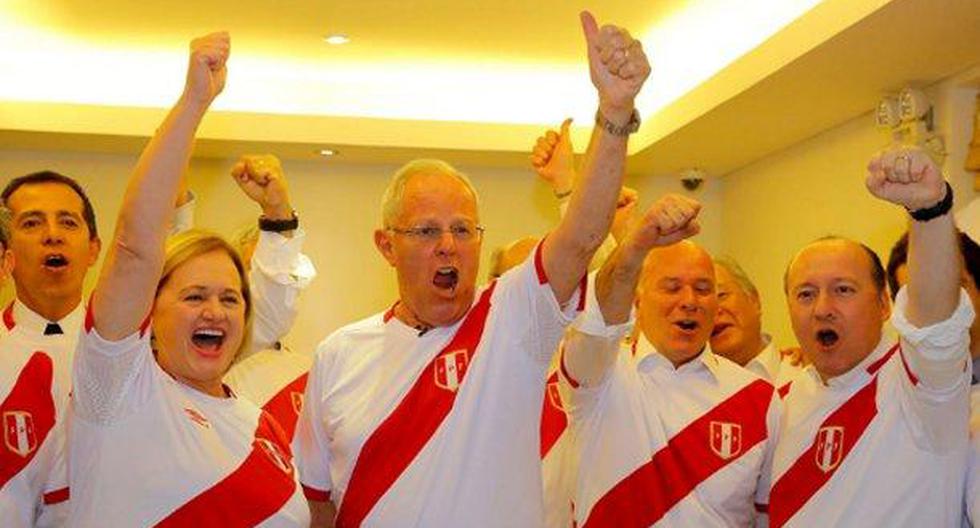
{"left": 767, "top": 288, "right": 974, "bottom": 528}
{"left": 294, "top": 244, "right": 583, "bottom": 527}
{"left": 967, "top": 388, "right": 979, "bottom": 526}
{"left": 541, "top": 364, "right": 575, "bottom": 528}
{"left": 0, "top": 301, "right": 79, "bottom": 528}
{"left": 69, "top": 311, "right": 309, "bottom": 527}
{"left": 565, "top": 331, "right": 781, "bottom": 527}
{"left": 224, "top": 348, "right": 311, "bottom": 442}
{"left": 746, "top": 336, "right": 803, "bottom": 394}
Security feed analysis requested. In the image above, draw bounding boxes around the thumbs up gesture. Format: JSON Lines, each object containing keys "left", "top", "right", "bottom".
{"left": 531, "top": 118, "right": 576, "bottom": 195}
{"left": 581, "top": 11, "right": 651, "bottom": 122}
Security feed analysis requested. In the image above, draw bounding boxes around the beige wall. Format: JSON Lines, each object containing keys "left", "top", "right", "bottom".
{"left": 0, "top": 148, "right": 722, "bottom": 356}
{"left": 721, "top": 68, "right": 979, "bottom": 348}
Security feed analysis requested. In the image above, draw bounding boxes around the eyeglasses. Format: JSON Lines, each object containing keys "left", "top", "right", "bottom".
{"left": 387, "top": 222, "right": 485, "bottom": 243}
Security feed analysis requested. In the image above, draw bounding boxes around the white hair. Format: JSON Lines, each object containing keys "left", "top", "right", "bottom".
{"left": 380, "top": 159, "right": 480, "bottom": 227}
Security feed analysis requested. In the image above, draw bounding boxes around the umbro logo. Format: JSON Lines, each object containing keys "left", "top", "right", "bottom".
{"left": 183, "top": 407, "right": 211, "bottom": 429}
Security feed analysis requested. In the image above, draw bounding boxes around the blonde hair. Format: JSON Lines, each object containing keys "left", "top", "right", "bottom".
{"left": 157, "top": 229, "right": 253, "bottom": 361}
{"left": 380, "top": 159, "right": 480, "bottom": 227}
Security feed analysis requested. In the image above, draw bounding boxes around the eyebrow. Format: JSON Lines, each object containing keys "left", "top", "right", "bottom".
{"left": 17, "top": 209, "right": 83, "bottom": 220}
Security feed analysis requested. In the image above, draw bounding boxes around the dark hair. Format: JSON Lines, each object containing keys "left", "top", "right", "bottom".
{"left": 887, "top": 230, "right": 980, "bottom": 300}
{"left": 784, "top": 236, "right": 886, "bottom": 295}
{"left": 1, "top": 171, "right": 99, "bottom": 240}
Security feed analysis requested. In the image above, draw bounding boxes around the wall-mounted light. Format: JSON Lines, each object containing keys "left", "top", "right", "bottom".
{"left": 679, "top": 168, "right": 706, "bottom": 191}
{"left": 318, "top": 148, "right": 338, "bottom": 157}
{"left": 898, "top": 87, "right": 930, "bottom": 122}
{"left": 874, "top": 97, "right": 900, "bottom": 129}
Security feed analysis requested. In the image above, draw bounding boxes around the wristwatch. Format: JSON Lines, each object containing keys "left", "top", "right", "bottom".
{"left": 907, "top": 182, "right": 953, "bottom": 222}
{"left": 596, "top": 108, "right": 641, "bottom": 137}
{"left": 258, "top": 211, "right": 299, "bottom": 232}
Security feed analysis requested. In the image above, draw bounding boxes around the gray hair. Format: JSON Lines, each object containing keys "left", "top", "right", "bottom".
{"left": 380, "top": 159, "right": 480, "bottom": 227}
{"left": 714, "top": 255, "right": 759, "bottom": 298}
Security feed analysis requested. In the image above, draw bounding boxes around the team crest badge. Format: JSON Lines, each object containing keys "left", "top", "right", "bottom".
{"left": 546, "top": 381, "right": 566, "bottom": 412}
{"left": 709, "top": 421, "right": 742, "bottom": 460}
{"left": 815, "top": 426, "right": 845, "bottom": 473}
{"left": 291, "top": 391, "right": 304, "bottom": 415}
{"left": 257, "top": 438, "right": 293, "bottom": 475}
{"left": 434, "top": 349, "right": 470, "bottom": 392}
{"left": 4, "top": 411, "right": 38, "bottom": 458}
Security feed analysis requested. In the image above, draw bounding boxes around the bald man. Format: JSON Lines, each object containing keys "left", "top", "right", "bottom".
{"left": 561, "top": 196, "right": 781, "bottom": 527}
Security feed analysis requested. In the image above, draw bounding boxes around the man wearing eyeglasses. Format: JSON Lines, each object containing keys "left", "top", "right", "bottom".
{"left": 294, "top": 11, "right": 650, "bottom": 528}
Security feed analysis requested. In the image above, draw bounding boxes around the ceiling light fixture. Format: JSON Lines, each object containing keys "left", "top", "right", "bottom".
{"left": 323, "top": 34, "right": 349, "bottom": 45}
{"left": 318, "top": 148, "right": 337, "bottom": 157}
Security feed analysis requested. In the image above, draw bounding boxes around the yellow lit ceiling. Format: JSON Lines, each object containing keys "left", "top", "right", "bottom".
{"left": 1, "top": 0, "right": 979, "bottom": 176}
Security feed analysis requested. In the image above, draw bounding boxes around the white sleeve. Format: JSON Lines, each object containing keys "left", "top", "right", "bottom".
{"left": 890, "top": 286, "right": 975, "bottom": 452}
{"left": 493, "top": 239, "right": 586, "bottom": 365}
{"left": 754, "top": 392, "right": 783, "bottom": 525}
{"left": 71, "top": 313, "right": 153, "bottom": 425}
{"left": 293, "top": 339, "right": 335, "bottom": 501}
{"left": 248, "top": 228, "right": 317, "bottom": 355}
{"left": 168, "top": 190, "right": 196, "bottom": 236}
{"left": 968, "top": 394, "right": 980, "bottom": 526}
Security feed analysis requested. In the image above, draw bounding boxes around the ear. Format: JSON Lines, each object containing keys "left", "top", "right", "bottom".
{"left": 750, "top": 291, "right": 762, "bottom": 316}
{"left": 87, "top": 237, "right": 102, "bottom": 266}
{"left": 374, "top": 229, "right": 397, "bottom": 267}
{"left": 877, "top": 288, "right": 892, "bottom": 323}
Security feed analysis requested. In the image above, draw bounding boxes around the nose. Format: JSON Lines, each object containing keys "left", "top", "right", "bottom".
{"left": 679, "top": 286, "right": 699, "bottom": 312}
{"left": 41, "top": 219, "right": 66, "bottom": 245}
{"left": 433, "top": 230, "right": 458, "bottom": 256}
{"left": 200, "top": 297, "right": 226, "bottom": 321}
{"left": 813, "top": 291, "right": 836, "bottom": 321}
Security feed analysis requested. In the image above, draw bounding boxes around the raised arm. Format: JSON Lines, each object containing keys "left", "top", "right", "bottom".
{"left": 866, "top": 146, "right": 960, "bottom": 326}
{"left": 92, "top": 33, "right": 229, "bottom": 339}
{"left": 540, "top": 12, "right": 650, "bottom": 304}
{"left": 564, "top": 194, "right": 701, "bottom": 385}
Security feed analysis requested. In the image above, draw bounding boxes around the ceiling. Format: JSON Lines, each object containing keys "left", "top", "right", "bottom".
{"left": 0, "top": 0, "right": 978, "bottom": 177}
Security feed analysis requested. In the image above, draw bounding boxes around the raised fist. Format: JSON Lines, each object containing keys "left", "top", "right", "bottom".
{"left": 184, "top": 32, "right": 230, "bottom": 110}
{"left": 230, "top": 154, "right": 292, "bottom": 219}
{"left": 580, "top": 11, "right": 651, "bottom": 120}
{"left": 531, "top": 118, "right": 575, "bottom": 194}
{"left": 625, "top": 194, "right": 700, "bottom": 251}
{"left": 866, "top": 145, "right": 947, "bottom": 211}
{"left": 611, "top": 186, "right": 639, "bottom": 243}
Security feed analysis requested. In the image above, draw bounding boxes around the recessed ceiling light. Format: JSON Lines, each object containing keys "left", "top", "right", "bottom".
{"left": 324, "top": 34, "right": 349, "bottom": 45}
{"left": 318, "top": 148, "right": 338, "bottom": 157}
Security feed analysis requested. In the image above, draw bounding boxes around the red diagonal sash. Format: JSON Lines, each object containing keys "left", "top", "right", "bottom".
{"left": 541, "top": 370, "right": 568, "bottom": 458}
{"left": 767, "top": 344, "right": 899, "bottom": 528}
{"left": 336, "top": 283, "right": 497, "bottom": 528}
{"left": 1, "top": 352, "right": 56, "bottom": 491}
{"left": 262, "top": 372, "right": 309, "bottom": 442}
{"left": 583, "top": 379, "right": 774, "bottom": 527}
{"left": 154, "top": 412, "right": 298, "bottom": 527}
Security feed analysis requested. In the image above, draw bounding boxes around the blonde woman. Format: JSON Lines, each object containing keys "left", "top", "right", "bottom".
{"left": 68, "top": 33, "right": 309, "bottom": 526}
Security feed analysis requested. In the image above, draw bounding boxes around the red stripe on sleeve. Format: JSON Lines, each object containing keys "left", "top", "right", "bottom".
{"left": 303, "top": 485, "right": 331, "bottom": 502}
{"left": 43, "top": 487, "right": 70, "bottom": 505}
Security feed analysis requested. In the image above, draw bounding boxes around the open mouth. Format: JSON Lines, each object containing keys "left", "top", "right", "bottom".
{"left": 675, "top": 319, "right": 700, "bottom": 333}
{"left": 191, "top": 328, "right": 226, "bottom": 354}
{"left": 433, "top": 267, "right": 459, "bottom": 291}
{"left": 43, "top": 254, "right": 69, "bottom": 270}
{"left": 711, "top": 322, "right": 732, "bottom": 338}
{"left": 815, "top": 328, "right": 840, "bottom": 348}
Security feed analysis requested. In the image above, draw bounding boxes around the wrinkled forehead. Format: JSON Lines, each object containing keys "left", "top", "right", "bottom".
{"left": 398, "top": 172, "right": 480, "bottom": 223}
{"left": 788, "top": 240, "right": 872, "bottom": 287}
{"left": 6, "top": 182, "right": 86, "bottom": 216}
{"left": 642, "top": 242, "right": 715, "bottom": 284}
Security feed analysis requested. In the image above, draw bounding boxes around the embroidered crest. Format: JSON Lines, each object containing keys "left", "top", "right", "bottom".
{"left": 434, "top": 349, "right": 470, "bottom": 392}
{"left": 256, "top": 438, "right": 293, "bottom": 475}
{"left": 815, "top": 426, "right": 844, "bottom": 473}
{"left": 709, "top": 421, "right": 743, "bottom": 460}
{"left": 4, "top": 411, "right": 37, "bottom": 457}
{"left": 546, "top": 380, "right": 565, "bottom": 412}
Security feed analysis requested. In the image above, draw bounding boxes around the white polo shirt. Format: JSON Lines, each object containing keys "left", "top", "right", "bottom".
{"left": 294, "top": 246, "right": 582, "bottom": 527}
{"left": 565, "top": 325, "right": 781, "bottom": 527}
{"left": 224, "top": 348, "right": 311, "bottom": 442}
{"left": 69, "top": 312, "right": 309, "bottom": 527}
{"left": 767, "top": 288, "right": 974, "bottom": 527}
{"left": 0, "top": 301, "right": 79, "bottom": 528}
